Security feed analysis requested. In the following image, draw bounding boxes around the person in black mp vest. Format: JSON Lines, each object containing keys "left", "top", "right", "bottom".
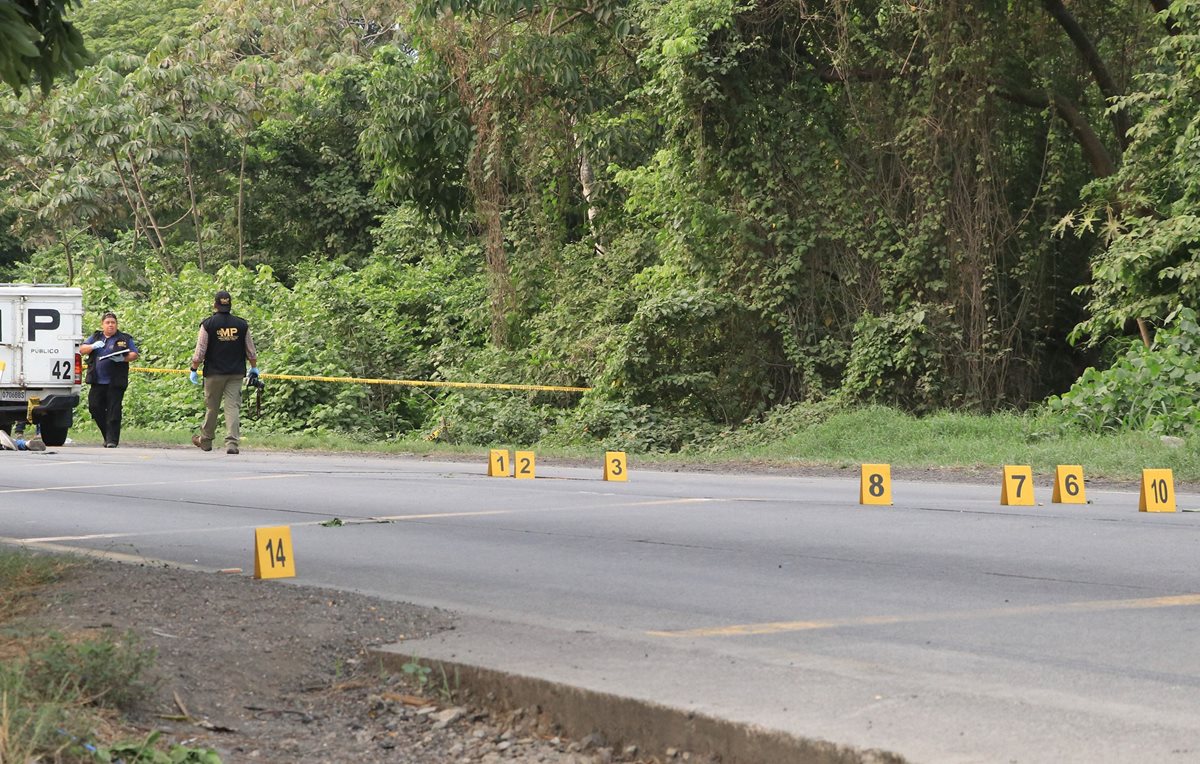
{"left": 189, "top": 290, "right": 258, "bottom": 455}
{"left": 83, "top": 311, "right": 140, "bottom": 448}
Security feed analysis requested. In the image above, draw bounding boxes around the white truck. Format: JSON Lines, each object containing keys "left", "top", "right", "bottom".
{"left": 0, "top": 285, "right": 83, "bottom": 446}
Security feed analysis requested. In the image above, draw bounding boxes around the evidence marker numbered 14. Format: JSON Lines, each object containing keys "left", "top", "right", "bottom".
{"left": 254, "top": 525, "right": 296, "bottom": 580}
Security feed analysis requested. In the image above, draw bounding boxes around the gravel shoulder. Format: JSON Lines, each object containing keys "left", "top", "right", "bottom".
{"left": 29, "top": 557, "right": 680, "bottom": 764}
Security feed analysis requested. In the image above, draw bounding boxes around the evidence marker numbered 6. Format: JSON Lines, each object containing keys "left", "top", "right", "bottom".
{"left": 1052, "top": 465, "right": 1087, "bottom": 504}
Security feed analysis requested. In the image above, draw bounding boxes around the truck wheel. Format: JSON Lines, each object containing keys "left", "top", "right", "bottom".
{"left": 39, "top": 421, "right": 69, "bottom": 447}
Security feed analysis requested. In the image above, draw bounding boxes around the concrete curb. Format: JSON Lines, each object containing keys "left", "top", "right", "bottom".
{"left": 370, "top": 647, "right": 907, "bottom": 764}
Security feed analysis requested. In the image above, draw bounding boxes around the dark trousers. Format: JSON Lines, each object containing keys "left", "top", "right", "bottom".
{"left": 89, "top": 383, "right": 126, "bottom": 446}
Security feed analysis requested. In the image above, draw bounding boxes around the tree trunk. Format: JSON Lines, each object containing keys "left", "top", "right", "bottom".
{"left": 182, "top": 134, "right": 206, "bottom": 270}
{"left": 1148, "top": 0, "right": 1181, "bottom": 35}
{"left": 237, "top": 141, "right": 247, "bottom": 266}
{"left": 993, "top": 85, "right": 1115, "bottom": 177}
{"left": 571, "top": 118, "right": 606, "bottom": 256}
{"left": 1040, "top": 0, "right": 1130, "bottom": 150}
{"left": 126, "top": 152, "right": 168, "bottom": 252}
{"left": 110, "top": 149, "right": 151, "bottom": 245}
{"left": 438, "top": 24, "right": 515, "bottom": 347}
{"left": 60, "top": 230, "right": 74, "bottom": 285}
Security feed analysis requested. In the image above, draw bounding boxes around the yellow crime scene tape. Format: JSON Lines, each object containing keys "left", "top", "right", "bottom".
{"left": 129, "top": 366, "right": 591, "bottom": 393}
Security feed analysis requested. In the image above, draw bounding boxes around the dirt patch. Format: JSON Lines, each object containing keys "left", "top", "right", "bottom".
{"left": 26, "top": 556, "right": 711, "bottom": 764}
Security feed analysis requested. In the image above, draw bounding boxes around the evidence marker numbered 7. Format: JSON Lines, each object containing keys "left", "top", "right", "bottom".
{"left": 1001, "top": 465, "right": 1035, "bottom": 506}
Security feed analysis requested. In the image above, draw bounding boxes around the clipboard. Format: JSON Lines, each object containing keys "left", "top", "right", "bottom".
{"left": 96, "top": 349, "right": 130, "bottom": 361}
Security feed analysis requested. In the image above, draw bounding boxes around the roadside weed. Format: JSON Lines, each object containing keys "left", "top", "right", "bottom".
{"left": 25, "top": 631, "right": 156, "bottom": 710}
{"left": 93, "top": 731, "right": 223, "bottom": 763}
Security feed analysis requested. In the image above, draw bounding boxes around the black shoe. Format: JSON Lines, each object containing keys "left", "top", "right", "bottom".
{"left": 104, "top": 442, "right": 117, "bottom": 448}
{"left": 227, "top": 445, "right": 239, "bottom": 455}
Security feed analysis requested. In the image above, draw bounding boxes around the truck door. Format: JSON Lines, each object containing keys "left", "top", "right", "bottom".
{"left": 0, "top": 298, "right": 20, "bottom": 396}
{"left": 19, "top": 297, "right": 81, "bottom": 387}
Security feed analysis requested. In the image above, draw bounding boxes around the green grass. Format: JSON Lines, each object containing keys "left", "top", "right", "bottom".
{"left": 739, "top": 407, "right": 1200, "bottom": 480}
{"left": 0, "top": 551, "right": 72, "bottom": 620}
{"left": 88, "top": 405, "right": 1200, "bottom": 483}
{"left": 0, "top": 549, "right": 165, "bottom": 762}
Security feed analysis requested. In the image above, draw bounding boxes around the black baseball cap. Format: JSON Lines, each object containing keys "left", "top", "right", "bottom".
{"left": 214, "top": 290, "right": 232, "bottom": 312}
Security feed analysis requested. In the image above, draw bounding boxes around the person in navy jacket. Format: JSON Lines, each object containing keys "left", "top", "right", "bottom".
{"left": 83, "top": 312, "right": 140, "bottom": 448}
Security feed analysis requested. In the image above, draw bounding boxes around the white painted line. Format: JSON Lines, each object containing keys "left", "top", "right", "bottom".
{"left": 0, "top": 473, "right": 300, "bottom": 494}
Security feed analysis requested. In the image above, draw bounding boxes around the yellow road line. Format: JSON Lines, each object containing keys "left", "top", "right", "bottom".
{"left": 648, "top": 593, "right": 1200, "bottom": 638}
{"left": 22, "top": 532, "right": 129, "bottom": 543}
{"left": 0, "top": 473, "right": 298, "bottom": 494}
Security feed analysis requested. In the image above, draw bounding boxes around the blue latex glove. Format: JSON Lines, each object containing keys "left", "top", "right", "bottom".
{"left": 110, "top": 353, "right": 127, "bottom": 362}
{"left": 249, "top": 367, "right": 260, "bottom": 376}
{"left": 189, "top": 370, "right": 200, "bottom": 384}
{"left": 90, "top": 337, "right": 106, "bottom": 348}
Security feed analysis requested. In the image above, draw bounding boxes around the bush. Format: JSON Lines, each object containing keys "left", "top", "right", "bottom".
{"left": 1045, "top": 307, "right": 1200, "bottom": 436}
{"left": 24, "top": 631, "right": 156, "bottom": 711}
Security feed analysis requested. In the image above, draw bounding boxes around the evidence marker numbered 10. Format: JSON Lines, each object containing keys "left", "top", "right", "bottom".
{"left": 1140, "top": 468, "right": 1176, "bottom": 513}
{"left": 254, "top": 525, "right": 296, "bottom": 580}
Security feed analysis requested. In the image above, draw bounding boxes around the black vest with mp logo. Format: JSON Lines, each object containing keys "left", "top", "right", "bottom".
{"left": 201, "top": 313, "right": 249, "bottom": 376}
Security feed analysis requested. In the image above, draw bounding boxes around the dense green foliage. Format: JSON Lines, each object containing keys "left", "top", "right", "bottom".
{"left": 1047, "top": 308, "right": 1200, "bottom": 437}
{"left": 2, "top": 0, "right": 1199, "bottom": 448}
{"left": 0, "top": 0, "right": 88, "bottom": 93}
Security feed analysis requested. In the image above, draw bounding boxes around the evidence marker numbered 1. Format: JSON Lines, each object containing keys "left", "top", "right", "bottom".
{"left": 1052, "top": 465, "right": 1087, "bottom": 504}
{"left": 859, "top": 463, "right": 892, "bottom": 505}
{"left": 514, "top": 450, "right": 536, "bottom": 479}
{"left": 254, "top": 525, "right": 296, "bottom": 580}
{"left": 1139, "top": 468, "right": 1176, "bottom": 513}
{"left": 604, "top": 451, "right": 628, "bottom": 482}
{"left": 488, "top": 449, "right": 511, "bottom": 477}
{"left": 1001, "top": 465, "right": 1035, "bottom": 506}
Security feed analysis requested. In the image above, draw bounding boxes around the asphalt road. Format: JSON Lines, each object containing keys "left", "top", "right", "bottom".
{"left": 2, "top": 445, "right": 1199, "bottom": 762}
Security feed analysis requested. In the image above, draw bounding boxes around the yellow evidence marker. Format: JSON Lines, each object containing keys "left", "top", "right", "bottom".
{"left": 859, "top": 464, "right": 892, "bottom": 505}
{"left": 1001, "top": 465, "right": 1035, "bottom": 506}
{"left": 253, "top": 525, "right": 296, "bottom": 579}
{"left": 488, "top": 449, "right": 510, "bottom": 477}
{"left": 604, "top": 451, "right": 628, "bottom": 482}
{"left": 1052, "top": 465, "right": 1087, "bottom": 504}
{"left": 514, "top": 450, "right": 536, "bottom": 479}
{"left": 1139, "top": 469, "right": 1176, "bottom": 513}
